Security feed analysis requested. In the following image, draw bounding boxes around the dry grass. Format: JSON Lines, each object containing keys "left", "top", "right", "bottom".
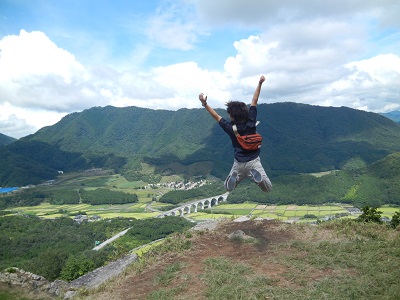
{"left": 71, "top": 219, "right": 400, "bottom": 300}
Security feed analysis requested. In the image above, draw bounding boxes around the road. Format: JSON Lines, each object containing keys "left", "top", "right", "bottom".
{"left": 92, "top": 227, "right": 131, "bottom": 251}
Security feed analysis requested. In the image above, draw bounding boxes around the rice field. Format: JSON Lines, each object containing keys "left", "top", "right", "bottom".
{"left": 7, "top": 199, "right": 399, "bottom": 223}
{"left": 7, "top": 202, "right": 157, "bottom": 219}
{"left": 186, "top": 202, "right": 363, "bottom": 222}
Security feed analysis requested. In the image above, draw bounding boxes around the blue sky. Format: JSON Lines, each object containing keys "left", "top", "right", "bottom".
{"left": 0, "top": 0, "right": 399, "bottom": 138}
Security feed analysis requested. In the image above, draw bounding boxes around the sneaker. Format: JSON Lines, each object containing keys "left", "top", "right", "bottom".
{"left": 250, "top": 169, "right": 262, "bottom": 183}
{"left": 226, "top": 172, "right": 238, "bottom": 191}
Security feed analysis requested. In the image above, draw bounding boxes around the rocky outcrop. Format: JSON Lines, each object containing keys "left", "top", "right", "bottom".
{"left": 1, "top": 253, "right": 139, "bottom": 299}
{"left": 0, "top": 268, "right": 69, "bottom": 296}
{"left": 228, "top": 230, "right": 257, "bottom": 242}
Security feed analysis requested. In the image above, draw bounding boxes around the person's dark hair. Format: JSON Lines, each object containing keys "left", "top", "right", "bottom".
{"left": 226, "top": 101, "right": 249, "bottom": 123}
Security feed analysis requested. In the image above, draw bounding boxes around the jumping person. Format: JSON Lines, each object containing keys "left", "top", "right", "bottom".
{"left": 199, "top": 75, "right": 272, "bottom": 192}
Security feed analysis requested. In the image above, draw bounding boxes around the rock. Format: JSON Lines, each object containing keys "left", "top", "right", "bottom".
{"left": 45, "top": 280, "right": 70, "bottom": 296}
{"left": 233, "top": 216, "right": 250, "bottom": 222}
{"left": 228, "top": 230, "right": 257, "bottom": 242}
{"left": 191, "top": 220, "right": 220, "bottom": 231}
{"left": 64, "top": 290, "right": 77, "bottom": 299}
{"left": 0, "top": 268, "right": 69, "bottom": 297}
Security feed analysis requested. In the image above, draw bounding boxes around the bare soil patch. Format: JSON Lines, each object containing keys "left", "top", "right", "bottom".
{"left": 84, "top": 220, "right": 296, "bottom": 300}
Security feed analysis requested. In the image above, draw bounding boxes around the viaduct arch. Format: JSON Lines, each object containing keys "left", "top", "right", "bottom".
{"left": 157, "top": 193, "right": 229, "bottom": 218}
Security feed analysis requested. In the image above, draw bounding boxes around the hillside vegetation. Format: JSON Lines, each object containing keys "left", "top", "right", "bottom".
{"left": 0, "top": 133, "right": 16, "bottom": 146}
{"left": 71, "top": 219, "right": 400, "bottom": 300}
{"left": 159, "top": 152, "right": 400, "bottom": 207}
{"left": 1, "top": 103, "right": 400, "bottom": 186}
{"left": 0, "top": 215, "right": 193, "bottom": 281}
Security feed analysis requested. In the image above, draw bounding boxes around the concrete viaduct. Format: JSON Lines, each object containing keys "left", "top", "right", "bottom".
{"left": 157, "top": 192, "right": 229, "bottom": 218}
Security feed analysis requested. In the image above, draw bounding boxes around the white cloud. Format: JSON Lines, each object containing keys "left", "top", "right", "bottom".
{"left": 145, "top": 1, "right": 207, "bottom": 50}
{"left": 151, "top": 62, "right": 230, "bottom": 108}
{"left": 0, "top": 103, "right": 66, "bottom": 139}
{"left": 219, "top": 32, "right": 400, "bottom": 112}
{"left": 325, "top": 54, "right": 400, "bottom": 112}
{"left": 0, "top": 0, "right": 400, "bottom": 141}
{"left": 0, "top": 30, "right": 112, "bottom": 112}
{"left": 0, "top": 113, "right": 35, "bottom": 139}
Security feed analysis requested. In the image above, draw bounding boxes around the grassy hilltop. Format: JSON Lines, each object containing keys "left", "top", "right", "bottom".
{"left": 21, "top": 219, "right": 400, "bottom": 300}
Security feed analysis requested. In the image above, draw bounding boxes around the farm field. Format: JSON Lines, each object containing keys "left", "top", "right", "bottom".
{"left": 5, "top": 197, "right": 399, "bottom": 222}
{"left": 2, "top": 171, "right": 399, "bottom": 223}
{"left": 201, "top": 202, "right": 352, "bottom": 222}
{"left": 6, "top": 202, "right": 158, "bottom": 219}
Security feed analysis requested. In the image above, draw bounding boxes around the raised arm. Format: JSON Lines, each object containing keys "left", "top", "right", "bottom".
{"left": 250, "top": 75, "right": 266, "bottom": 107}
{"left": 199, "top": 93, "right": 222, "bottom": 122}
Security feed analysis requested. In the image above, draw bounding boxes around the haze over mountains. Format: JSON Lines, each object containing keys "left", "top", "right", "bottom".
{"left": 1, "top": 102, "right": 400, "bottom": 186}
{"left": 383, "top": 110, "right": 400, "bottom": 123}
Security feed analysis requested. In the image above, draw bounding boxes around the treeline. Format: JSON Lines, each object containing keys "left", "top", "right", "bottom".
{"left": 47, "top": 189, "right": 80, "bottom": 204}
{"left": 0, "top": 188, "right": 81, "bottom": 208}
{"left": 80, "top": 188, "right": 138, "bottom": 205}
{"left": 0, "top": 187, "right": 139, "bottom": 208}
{"left": 0, "top": 189, "right": 46, "bottom": 209}
{"left": 156, "top": 153, "right": 400, "bottom": 208}
{"left": 0, "top": 215, "right": 193, "bottom": 281}
{"left": 159, "top": 181, "right": 226, "bottom": 204}
{"left": 227, "top": 160, "right": 400, "bottom": 207}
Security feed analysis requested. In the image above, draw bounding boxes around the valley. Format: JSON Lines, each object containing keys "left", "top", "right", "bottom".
{"left": 2, "top": 170, "right": 398, "bottom": 223}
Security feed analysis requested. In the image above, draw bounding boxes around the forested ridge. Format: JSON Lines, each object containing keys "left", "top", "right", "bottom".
{"left": 0, "top": 187, "right": 139, "bottom": 209}
{"left": 1, "top": 102, "right": 400, "bottom": 186}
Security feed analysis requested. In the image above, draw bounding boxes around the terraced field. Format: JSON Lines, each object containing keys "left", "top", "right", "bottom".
{"left": 189, "top": 203, "right": 353, "bottom": 222}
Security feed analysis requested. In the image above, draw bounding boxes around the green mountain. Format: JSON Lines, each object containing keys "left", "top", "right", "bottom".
{"left": 1, "top": 103, "right": 400, "bottom": 186}
{"left": 382, "top": 110, "right": 400, "bottom": 123}
{"left": 0, "top": 133, "right": 16, "bottom": 146}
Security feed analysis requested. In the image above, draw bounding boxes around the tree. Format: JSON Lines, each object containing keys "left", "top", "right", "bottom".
{"left": 28, "top": 249, "right": 68, "bottom": 281}
{"left": 389, "top": 211, "right": 400, "bottom": 228}
{"left": 60, "top": 254, "right": 95, "bottom": 281}
{"left": 357, "top": 206, "right": 382, "bottom": 223}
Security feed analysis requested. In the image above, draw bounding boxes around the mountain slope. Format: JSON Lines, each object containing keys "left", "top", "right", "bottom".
{"left": 382, "top": 110, "right": 400, "bottom": 123}
{"left": 2, "top": 103, "right": 400, "bottom": 186}
{"left": 29, "top": 106, "right": 217, "bottom": 159}
{"left": 0, "top": 133, "right": 16, "bottom": 146}
{"left": 260, "top": 103, "right": 400, "bottom": 172}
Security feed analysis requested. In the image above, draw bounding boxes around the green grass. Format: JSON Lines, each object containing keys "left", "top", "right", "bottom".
{"left": 155, "top": 221, "right": 400, "bottom": 299}
{"left": 132, "top": 240, "right": 165, "bottom": 257}
{"left": 76, "top": 216, "right": 400, "bottom": 300}
{"left": 0, "top": 285, "right": 53, "bottom": 300}
{"left": 202, "top": 257, "right": 277, "bottom": 300}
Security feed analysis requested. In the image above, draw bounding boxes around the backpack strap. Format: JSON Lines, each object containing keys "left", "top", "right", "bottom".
{"left": 233, "top": 121, "right": 260, "bottom": 137}
{"left": 232, "top": 124, "right": 240, "bottom": 137}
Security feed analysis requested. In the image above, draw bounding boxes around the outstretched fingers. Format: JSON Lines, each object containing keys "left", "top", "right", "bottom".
{"left": 199, "top": 93, "right": 207, "bottom": 104}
